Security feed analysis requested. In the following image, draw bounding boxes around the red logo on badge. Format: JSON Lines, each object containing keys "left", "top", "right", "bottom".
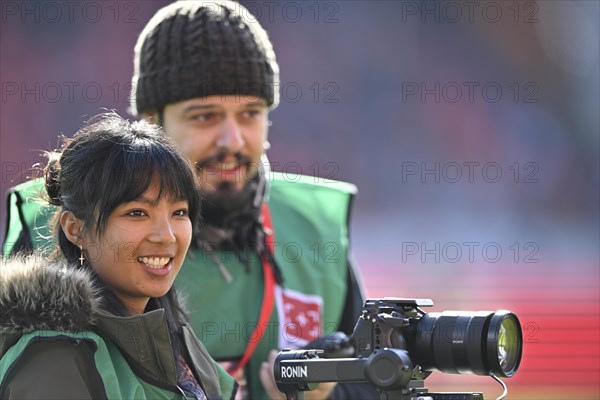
{"left": 276, "top": 287, "right": 323, "bottom": 348}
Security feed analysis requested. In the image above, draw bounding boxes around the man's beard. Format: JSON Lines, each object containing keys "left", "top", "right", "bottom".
{"left": 200, "top": 177, "right": 258, "bottom": 228}
{"left": 193, "top": 169, "right": 266, "bottom": 255}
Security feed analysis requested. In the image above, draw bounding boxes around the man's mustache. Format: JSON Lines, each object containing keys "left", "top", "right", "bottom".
{"left": 195, "top": 152, "right": 252, "bottom": 172}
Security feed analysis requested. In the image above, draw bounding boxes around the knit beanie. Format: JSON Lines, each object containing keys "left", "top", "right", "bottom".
{"left": 131, "top": 0, "right": 279, "bottom": 116}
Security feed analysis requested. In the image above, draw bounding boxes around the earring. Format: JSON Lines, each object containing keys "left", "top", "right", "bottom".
{"left": 79, "top": 245, "right": 85, "bottom": 266}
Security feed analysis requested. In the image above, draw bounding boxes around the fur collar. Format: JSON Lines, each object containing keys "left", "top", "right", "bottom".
{"left": 0, "top": 255, "right": 101, "bottom": 334}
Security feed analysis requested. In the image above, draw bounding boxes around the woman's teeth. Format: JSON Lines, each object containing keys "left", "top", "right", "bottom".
{"left": 138, "top": 257, "right": 170, "bottom": 268}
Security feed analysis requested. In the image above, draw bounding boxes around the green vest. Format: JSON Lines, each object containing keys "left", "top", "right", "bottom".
{"left": 2, "top": 173, "right": 357, "bottom": 399}
{"left": 3, "top": 178, "right": 55, "bottom": 256}
{"left": 177, "top": 173, "right": 355, "bottom": 398}
{"left": 0, "top": 330, "right": 233, "bottom": 399}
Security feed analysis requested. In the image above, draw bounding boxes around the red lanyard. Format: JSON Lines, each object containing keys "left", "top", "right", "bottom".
{"left": 227, "top": 203, "right": 276, "bottom": 377}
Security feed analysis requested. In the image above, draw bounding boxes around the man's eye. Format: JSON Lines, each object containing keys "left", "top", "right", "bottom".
{"left": 243, "top": 109, "right": 261, "bottom": 118}
{"left": 191, "top": 113, "right": 214, "bottom": 123}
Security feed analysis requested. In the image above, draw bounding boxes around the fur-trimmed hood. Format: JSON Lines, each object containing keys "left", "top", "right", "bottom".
{"left": 0, "top": 255, "right": 101, "bottom": 334}
{"left": 0, "top": 257, "right": 232, "bottom": 400}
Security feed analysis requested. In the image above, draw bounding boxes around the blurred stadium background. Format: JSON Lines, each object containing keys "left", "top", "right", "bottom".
{"left": 1, "top": 1, "right": 598, "bottom": 399}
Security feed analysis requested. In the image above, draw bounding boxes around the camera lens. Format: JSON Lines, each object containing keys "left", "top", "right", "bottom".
{"left": 487, "top": 311, "right": 522, "bottom": 377}
{"left": 408, "top": 310, "right": 522, "bottom": 378}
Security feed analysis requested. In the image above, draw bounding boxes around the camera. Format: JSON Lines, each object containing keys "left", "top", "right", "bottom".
{"left": 274, "top": 298, "right": 523, "bottom": 400}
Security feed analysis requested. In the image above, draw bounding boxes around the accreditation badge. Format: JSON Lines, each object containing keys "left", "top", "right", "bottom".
{"left": 275, "top": 286, "right": 323, "bottom": 349}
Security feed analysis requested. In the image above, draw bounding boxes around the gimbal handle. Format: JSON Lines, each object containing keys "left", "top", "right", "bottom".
{"left": 274, "top": 348, "right": 415, "bottom": 400}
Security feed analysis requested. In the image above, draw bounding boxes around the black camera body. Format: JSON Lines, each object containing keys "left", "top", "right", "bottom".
{"left": 274, "top": 298, "right": 522, "bottom": 400}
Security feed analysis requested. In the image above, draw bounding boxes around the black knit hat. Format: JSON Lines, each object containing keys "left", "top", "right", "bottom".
{"left": 131, "top": 0, "right": 279, "bottom": 116}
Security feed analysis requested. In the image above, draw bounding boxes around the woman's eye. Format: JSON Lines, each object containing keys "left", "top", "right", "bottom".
{"left": 128, "top": 210, "right": 146, "bottom": 217}
{"left": 174, "top": 209, "right": 189, "bottom": 217}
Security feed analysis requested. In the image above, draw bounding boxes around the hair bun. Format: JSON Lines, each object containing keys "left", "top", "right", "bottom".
{"left": 44, "top": 151, "right": 62, "bottom": 206}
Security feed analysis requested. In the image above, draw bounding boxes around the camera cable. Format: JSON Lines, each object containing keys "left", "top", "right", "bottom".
{"left": 491, "top": 373, "right": 508, "bottom": 400}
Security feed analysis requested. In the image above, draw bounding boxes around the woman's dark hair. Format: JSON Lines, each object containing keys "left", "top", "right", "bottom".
{"left": 44, "top": 112, "right": 200, "bottom": 344}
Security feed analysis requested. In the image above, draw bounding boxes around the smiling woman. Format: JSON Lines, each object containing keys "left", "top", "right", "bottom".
{"left": 0, "top": 113, "right": 236, "bottom": 400}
